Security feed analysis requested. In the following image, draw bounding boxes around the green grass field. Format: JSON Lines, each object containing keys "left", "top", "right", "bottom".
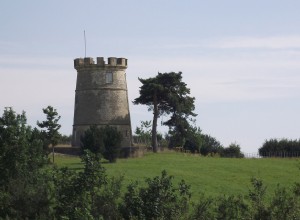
{"left": 54, "top": 151, "right": 300, "bottom": 200}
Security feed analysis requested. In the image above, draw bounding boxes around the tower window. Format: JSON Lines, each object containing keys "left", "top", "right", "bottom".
{"left": 106, "top": 72, "right": 113, "bottom": 83}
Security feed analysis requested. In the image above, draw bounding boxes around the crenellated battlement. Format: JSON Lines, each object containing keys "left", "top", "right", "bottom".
{"left": 72, "top": 55, "right": 132, "bottom": 148}
{"left": 74, "top": 57, "right": 127, "bottom": 69}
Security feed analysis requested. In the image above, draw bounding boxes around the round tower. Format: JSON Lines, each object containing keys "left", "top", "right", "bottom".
{"left": 72, "top": 56, "right": 132, "bottom": 148}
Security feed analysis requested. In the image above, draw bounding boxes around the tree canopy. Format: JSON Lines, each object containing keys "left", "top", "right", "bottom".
{"left": 133, "top": 72, "right": 196, "bottom": 152}
{"left": 1, "top": 108, "right": 300, "bottom": 219}
{"left": 37, "top": 106, "right": 61, "bottom": 163}
{"left": 81, "top": 125, "right": 123, "bottom": 163}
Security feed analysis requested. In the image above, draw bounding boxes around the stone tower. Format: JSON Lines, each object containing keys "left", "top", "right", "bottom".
{"left": 72, "top": 56, "right": 132, "bottom": 148}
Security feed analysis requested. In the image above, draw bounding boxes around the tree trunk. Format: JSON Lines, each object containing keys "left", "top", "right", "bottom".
{"left": 152, "top": 91, "right": 158, "bottom": 153}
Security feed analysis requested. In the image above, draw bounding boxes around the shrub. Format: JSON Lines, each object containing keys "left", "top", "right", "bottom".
{"left": 216, "top": 195, "right": 249, "bottom": 220}
{"left": 120, "top": 170, "right": 191, "bottom": 220}
{"left": 102, "top": 126, "right": 123, "bottom": 163}
{"left": 221, "top": 143, "right": 244, "bottom": 158}
{"left": 199, "top": 134, "right": 223, "bottom": 156}
{"left": 248, "top": 177, "right": 271, "bottom": 219}
{"left": 189, "top": 194, "right": 215, "bottom": 220}
{"left": 270, "top": 185, "right": 300, "bottom": 219}
{"left": 81, "top": 125, "right": 123, "bottom": 162}
{"left": 0, "top": 108, "right": 53, "bottom": 219}
{"left": 53, "top": 150, "right": 123, "bottom": 219}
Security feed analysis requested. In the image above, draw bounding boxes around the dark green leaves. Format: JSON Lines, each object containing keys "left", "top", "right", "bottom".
{"left": 134, "top": 72, "right": 196, "bottom": 150}
{"left": 81, "top": 125, "right": 123, "bottom": 163}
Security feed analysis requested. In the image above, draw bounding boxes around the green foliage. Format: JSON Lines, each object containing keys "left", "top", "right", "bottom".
{"left": 102, "top": 126, "right": 123, "bottom": 163}
{"left": 270, "top": 185, "right": 300, "bottom": 219}
{"left": 1, "top": 107, "right": 300, "bottom": 219}
{"left": 81, "top": 125, "right": 104, "bottom": 154}
{"left": 134, "top": 120, "right": 152, "bottom": 147}
{"left": 259, "top": 138, "right": 300, "bottom": 157}
{"left": 190, "top": 194, "right": 249, "bottom": 220}
{"left": 3, "top": 170, "right": 55, "bottom": 219}
{"left": 0, "top": 108, "right": 48, "bottom": 186}
{"left": 121, "top": 170, "right": 191, "bottom": 220}
{"left": 133, "top": 72, "right": 196, "bottom": 152}
{"left": 199, "top": 134, "right": 223, "bottom": 156}
{"left": 215, "top": 195, "right": 249, "bottom": 220}
{"left": 248, "top": 177, "right": 270, "bottom": 219}
{"left": 221, "top": 143, "right": 244, "bottom": 158}
{"left": 53, "top": 150, "right": 122, "bottom": 220}
{"left": 183, "top": 126, "right": 203, "bottom": 153}
{"left": 81, "top": 125, "right": 123, "bottom": 163}
{"left": 166, "top": 117, "right": 195, "bottom": 148}
{"left": 183, "top": 128, "right": 244, "bottom": 158}
{"left": 58, "top": 134, "right": 72, "bottom": 145}
{"left": 37, "top": 105, "right": 61, "bottom": 147}
{"left": 190, "top": 178, "right": 300, "bottom": 220}
{"left": 182, "top": 127, "right": 226, "bottom": 156}
{"left": 37, "top": 106, "right": 61, "bottom": 163}
{"left": 0, "top": 108, "right": 52, "bottom": 219}
{"left": 189, "top": 194, "right": 215, "bottom": 220}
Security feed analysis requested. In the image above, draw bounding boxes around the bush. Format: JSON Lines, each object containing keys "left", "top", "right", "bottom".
{"left": 270, "top": 185, "right": 300, "bottom": 219}
{"left": 215, "top": 195, "right": 249, "bottom": 220}
{"left": 53, "top": 150, "right": 123, "bottom": 220}
{"left": 199, "top": 134, "right": 223, "bottom": 156}
{"left": 102, "top": 126, "right": 123, "bottom": 163}
{"left": 120, "top": 170, "right": 191, "bottom": 220}
{"left": 2, "top": 108, "right": 300, "bottom": 219}
{"left": 221, "top": 143, "right": 244, "bottom": 158}
{"left": 189, "top": 194, "right": 215, "bottom": 220}
{"left": 0, "top": 108, "right": 53, "bottom": 219}
{"left": 81, "top": 125, "right": 123, "bottom": 162}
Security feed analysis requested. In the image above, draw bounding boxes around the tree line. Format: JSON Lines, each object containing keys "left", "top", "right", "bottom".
{"left": 259, "top": 138, "right": 300, "bottom": 157}
{"left": 134, "top": 121, "right": 244, "bottom": 158}
{"left": 134, "top": 72, "right": 300, "bottom": 158}
{"left": 1, "top": 107, "right": 300, "bottom": 219}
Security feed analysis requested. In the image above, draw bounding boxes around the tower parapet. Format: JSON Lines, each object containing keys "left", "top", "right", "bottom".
{"left": 72, "top": 56, "right": 132, "bottom": 149}
{"left": 74, "top": 57, "right": 128, "bottom": 69}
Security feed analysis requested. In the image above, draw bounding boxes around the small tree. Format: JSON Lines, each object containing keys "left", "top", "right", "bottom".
{"left": 0, "top": 107, "right": 47, "bottom": 185}
{"left": 81, "top": 125, "right": 104, "bottom": 155}
{"left": 81, "top": 125, "right": 123, "bottom": 163}
{"left": 102, "top": 126, "right": 123, "bottom": 163}
{"left": 199, "top": 134, "right": 223, "bottom": 156}
{"left": 183, "top": 126, "right": 203, "bottom": 153}
{"left": 221, "top": 143, "right": 244, "bottom": 158}
{"left": 248, "top": 178, "right": 270, "bottom": 219}
{"left": 134, "top": 120, "right": 152, "bottom": 147}
{"left": 37, "top": 106, "right": 61, "bottom": 163}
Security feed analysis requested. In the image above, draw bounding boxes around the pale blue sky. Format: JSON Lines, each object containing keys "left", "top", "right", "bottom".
{"left": 1, "top": 0, "right": 300, "bottom": 153}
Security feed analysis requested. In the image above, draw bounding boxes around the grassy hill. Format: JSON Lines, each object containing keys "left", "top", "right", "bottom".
{"left": 55, "top": 151, "right": 300, "bottom": 200}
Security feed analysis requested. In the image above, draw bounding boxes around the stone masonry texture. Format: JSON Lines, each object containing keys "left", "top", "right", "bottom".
{"left": 72, "top": 57, "right": 132, "bottom": 148}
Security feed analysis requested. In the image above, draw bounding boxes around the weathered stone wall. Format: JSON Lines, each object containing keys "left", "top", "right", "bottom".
{"left": 72, "top": 57, "right": 132, "bottom": 148}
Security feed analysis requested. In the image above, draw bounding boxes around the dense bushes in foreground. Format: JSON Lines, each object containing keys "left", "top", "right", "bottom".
{"left": 1, "top": 108, "right": 300, "bottom": 219}
{"left": 1, "top": 150, "right": 300, "bottom": 219}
